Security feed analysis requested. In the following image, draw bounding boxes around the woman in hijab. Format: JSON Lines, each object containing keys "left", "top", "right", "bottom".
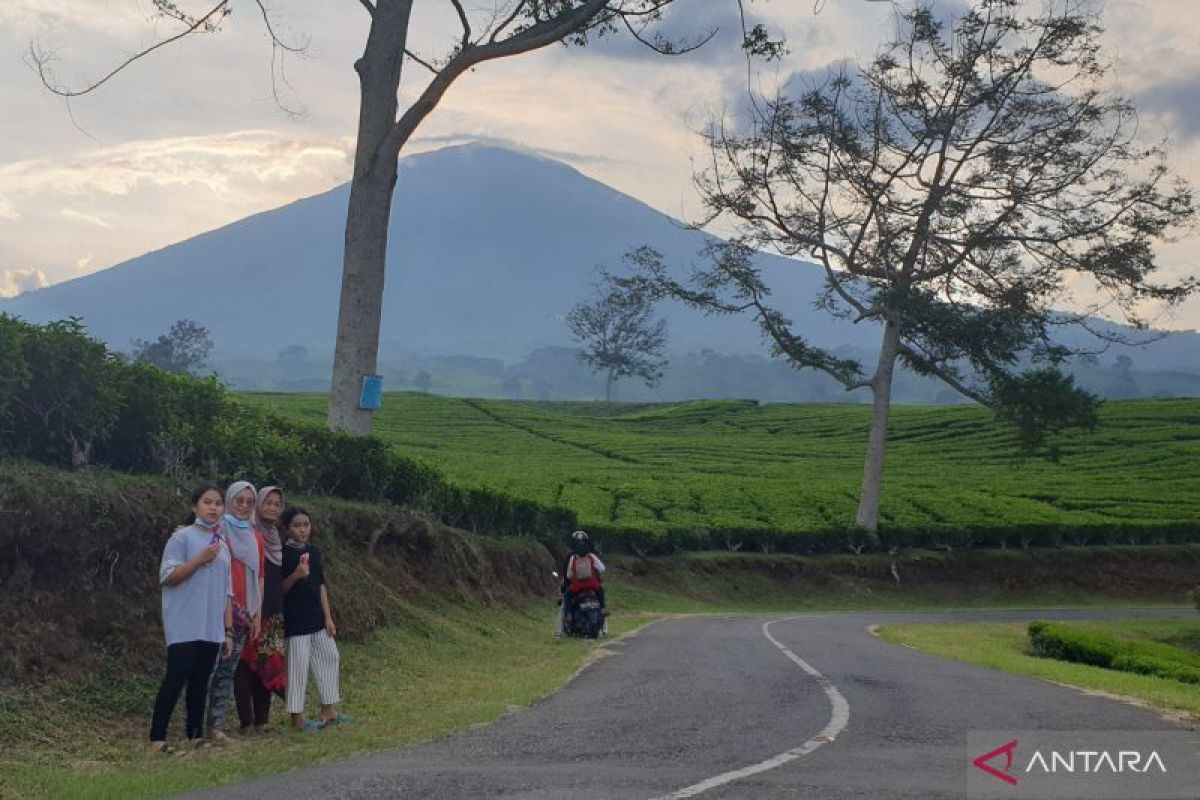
{"left": 204, "top": 480, "right": 262, "bottom": 742}
{"left": 234, "top": 485, "right": 287, "bottom": 732}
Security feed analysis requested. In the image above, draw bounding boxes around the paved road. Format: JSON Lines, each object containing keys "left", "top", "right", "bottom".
{"left": 183, "top": 609, "right": 1198, "bottom": 799}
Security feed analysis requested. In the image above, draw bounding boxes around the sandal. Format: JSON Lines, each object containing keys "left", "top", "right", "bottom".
{"left": 146, "top": 741, "right": 176, "bottom": 755}
{"left": 321, "top": 713, "right": 355, "bottom": 726}
{"left": 299, "top": 719, "right": 327, "bottom": 733}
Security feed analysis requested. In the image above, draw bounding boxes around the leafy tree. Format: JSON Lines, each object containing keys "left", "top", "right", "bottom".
{"left": 622, "top": 1, "right": 1196, "bottom": 541}
{"left": 131, "top": 319, "right": 213, "bottom": 376}
{"left": 413, "top": 369, "right": 433, "bottom": 391}
{"left": 32, "top": 0, "right": 794, "bottom": 433}
{"left": 565, "top": 281, "right": 667, "bottom": 401}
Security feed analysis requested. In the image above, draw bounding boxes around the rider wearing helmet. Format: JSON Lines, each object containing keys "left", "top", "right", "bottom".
{"left": 556, "top": 530, "right": 608, "bottom": 637}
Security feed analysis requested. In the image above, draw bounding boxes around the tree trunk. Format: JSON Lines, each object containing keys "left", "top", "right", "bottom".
{"left": 328, "top": 0, "right": 413, "bottom": 433}
{"left": 69, "top": 434, "right": 91, "bottom": 470}
{"left": 855, "top": 317, "right": 901, "bottom": 542}
{"left": 605, "top": 370, "right": 615, "bottom": 403}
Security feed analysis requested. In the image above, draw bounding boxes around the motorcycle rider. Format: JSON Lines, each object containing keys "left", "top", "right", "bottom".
{"left": 556, "top": 530, "right": 608, "bottom": 638}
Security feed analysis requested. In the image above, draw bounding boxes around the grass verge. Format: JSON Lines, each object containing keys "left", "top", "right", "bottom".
{"left": 3, "top": 560, "right": 1195, "bottom": 800}
{"left": 878, "top": 618, "right": 1200, "bottom": 721}
{"left": 0, "top": 604, "right": 653, "bottom": 800}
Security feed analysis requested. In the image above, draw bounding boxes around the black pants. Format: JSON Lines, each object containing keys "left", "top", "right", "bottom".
{"left": 234, "top": 659, "right": 275, "bottom": 728}
{"left": 150, "top": 640, "right": 220, "bottom": 741}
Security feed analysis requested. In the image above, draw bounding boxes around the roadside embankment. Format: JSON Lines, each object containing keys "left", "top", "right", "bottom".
{"left": 3, "top": 460, "right": 1197, "bottom": 799}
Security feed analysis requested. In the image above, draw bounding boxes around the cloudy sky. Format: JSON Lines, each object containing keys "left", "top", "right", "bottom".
{"left": 1, "top": 0, "right": 1198, "bottom": 328}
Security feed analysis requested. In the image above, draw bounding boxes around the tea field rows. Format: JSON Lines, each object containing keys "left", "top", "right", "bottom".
{"left": 248, "top": 394, "right": 1200, "bottom": 548}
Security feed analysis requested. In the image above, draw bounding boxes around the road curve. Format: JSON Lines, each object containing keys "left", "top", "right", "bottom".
{"left": 180, "top": 608, "right": 1196, "bottom": 800}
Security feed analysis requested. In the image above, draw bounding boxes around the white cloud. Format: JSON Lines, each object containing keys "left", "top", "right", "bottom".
{"left": 0, "top": 130, "right": 354, "bottom": 200}
{"left": 0, "top": 0, "right": 1196, "bottom": 331}
{"left": 0, "top": 267, "right": 49, "bottom": 298}
{"left": 0, "top": 129, "right": 354, "bottom": 285}
{"left": 0, "top": 0, "right": 149, "bottom": 38}
{"left": 61, "top": 208, "right": 113, "bottom": 229}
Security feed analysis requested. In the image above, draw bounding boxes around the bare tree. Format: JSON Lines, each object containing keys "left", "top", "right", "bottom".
{"left": 621, "top": 0, "right": 1197, "bottom": 542}
{"left": 32, "top": 0, "right": 793, "bottom": 433}
{"left": 566, "top": 279, "right": 667, "bottom": 401}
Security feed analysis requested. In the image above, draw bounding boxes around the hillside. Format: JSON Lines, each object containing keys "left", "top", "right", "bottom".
{"left": 4, "top": 143, "right": 1198, "bottom": 400}
{"left": 0, "top": 144, "right": 839, "bottom": 361}
{"left": 249, "top": 394, "right": 1200, "bottom": 551}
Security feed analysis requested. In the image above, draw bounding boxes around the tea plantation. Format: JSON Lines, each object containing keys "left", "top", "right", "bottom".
{"left": 250, "top": 394, "right": 1200, "bottom": 551}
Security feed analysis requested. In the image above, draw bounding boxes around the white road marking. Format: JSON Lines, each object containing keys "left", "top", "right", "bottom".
{"left": 648, "top": 617, "right": 851, "bottom": 799}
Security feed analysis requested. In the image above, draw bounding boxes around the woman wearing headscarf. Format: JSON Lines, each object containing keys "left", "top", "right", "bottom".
{"left": 204, "top": 480, "right": 262, "bottom": 742}
{"left": 234, "top": 485, "right": 287, "bottom": 732}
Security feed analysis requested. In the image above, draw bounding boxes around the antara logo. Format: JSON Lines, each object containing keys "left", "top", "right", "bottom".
{"left": 1025, "top": 749, "right": 1167, "bottom": 774}
{"left": 974, "top": 739, "right": 1020, "bottom": 786}
{"left": 973, "top": 739, "right": 1169, "bottom": 786}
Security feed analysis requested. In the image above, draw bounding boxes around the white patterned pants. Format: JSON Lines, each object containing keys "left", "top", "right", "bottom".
{"left": 286, "top": 629, "right": 341, "bottom": 714}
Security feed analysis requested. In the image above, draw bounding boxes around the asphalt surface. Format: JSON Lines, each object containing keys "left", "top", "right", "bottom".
{"left": 181, "top": 608, "right": 1197, "bottom": 800}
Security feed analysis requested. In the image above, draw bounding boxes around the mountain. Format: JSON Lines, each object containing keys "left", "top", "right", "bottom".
{"left": 4, "top": 143, "right": 1198, "bottom": 386}
{"left": 2, "top": 144, "right": 862, "bottom": 359}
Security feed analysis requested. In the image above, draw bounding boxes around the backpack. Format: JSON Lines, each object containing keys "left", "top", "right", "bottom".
{"left": 569, "top": 554, "right": 601, "bottom": 594}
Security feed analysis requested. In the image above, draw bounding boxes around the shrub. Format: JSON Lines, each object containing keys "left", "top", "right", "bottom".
{"left": 0, "top": 314, "right": 30, "bottom": 421}
{"left": 1, "top": 317, "right": 122, "bottom": 467}
{"left": 94, "top": 364, "right": 225, "bottom": 474}
{"left": 1028, "top": 620, "right": 1200, "bottom": 684}
{"left": 0, "top": 317, "right": 576, "bottom": 541}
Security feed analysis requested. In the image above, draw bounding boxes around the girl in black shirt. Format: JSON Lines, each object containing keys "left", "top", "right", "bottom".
{"left": 280, "top": 507, "right": 351, "bottom": 731}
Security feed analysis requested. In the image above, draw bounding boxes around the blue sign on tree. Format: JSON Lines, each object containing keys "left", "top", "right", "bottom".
{"left": 359, "top": 374, "right": 383, "bottom": 410}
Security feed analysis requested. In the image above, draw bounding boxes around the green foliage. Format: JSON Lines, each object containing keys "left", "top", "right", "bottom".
{"left": 1028, "top": 620, "right": 1200, "bottom": 684}
{"left": 0, "top": 318, "right": 575, "bottom": 539}
{"left": 0, "top": 314, "right": 30, "bottom": 416}
{"left": 94, "top": 363, "right": 226, "bottom": 475}
{"left": 992, "top": 369, "right": 1100, "bottom": 458}
{"left": 1, "top": 316, "right": 123, "bottom": 467}
{"left": 257, "top": 392, "right": 1200, "bottom": 554}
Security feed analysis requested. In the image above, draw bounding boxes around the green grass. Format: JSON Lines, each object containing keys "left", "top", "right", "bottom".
{"left": 878, "top": 618, "right": 1200, "bottom": 720}
{"left": 0, "top": 603, "right": 658, "bottom": 800}
{"left": 3, "top": 571, "right": 1193, "bottom": 800}
{"left": 246, "top": 393, "right": 1200, "bottom": 545}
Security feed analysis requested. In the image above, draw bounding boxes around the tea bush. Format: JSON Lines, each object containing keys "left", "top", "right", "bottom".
{"left": 0, "top": 315, "right": 575, "bottom": 539}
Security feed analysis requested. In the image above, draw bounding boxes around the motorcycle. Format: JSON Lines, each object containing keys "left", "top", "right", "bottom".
{"left": 553, "top": 571, "right": 605, "bottom": 639}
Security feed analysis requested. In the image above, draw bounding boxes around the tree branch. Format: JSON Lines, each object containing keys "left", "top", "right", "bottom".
{"left": 30, "top": 0, "right": 232, "bottom": 97}
{"left": 897, "top": 343, "right": 989, "bottom": 405}
{"left": 380, "top": 0, "right": 610, "bottom": 161}
{"left": 404, "top": 49, "right": 439, "bottom": 75}
{"left": 449, "top": 0, "right": 471, "bottom": 50}
{"left": 619, "top": 12, "right": 716, "bottom": 55}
